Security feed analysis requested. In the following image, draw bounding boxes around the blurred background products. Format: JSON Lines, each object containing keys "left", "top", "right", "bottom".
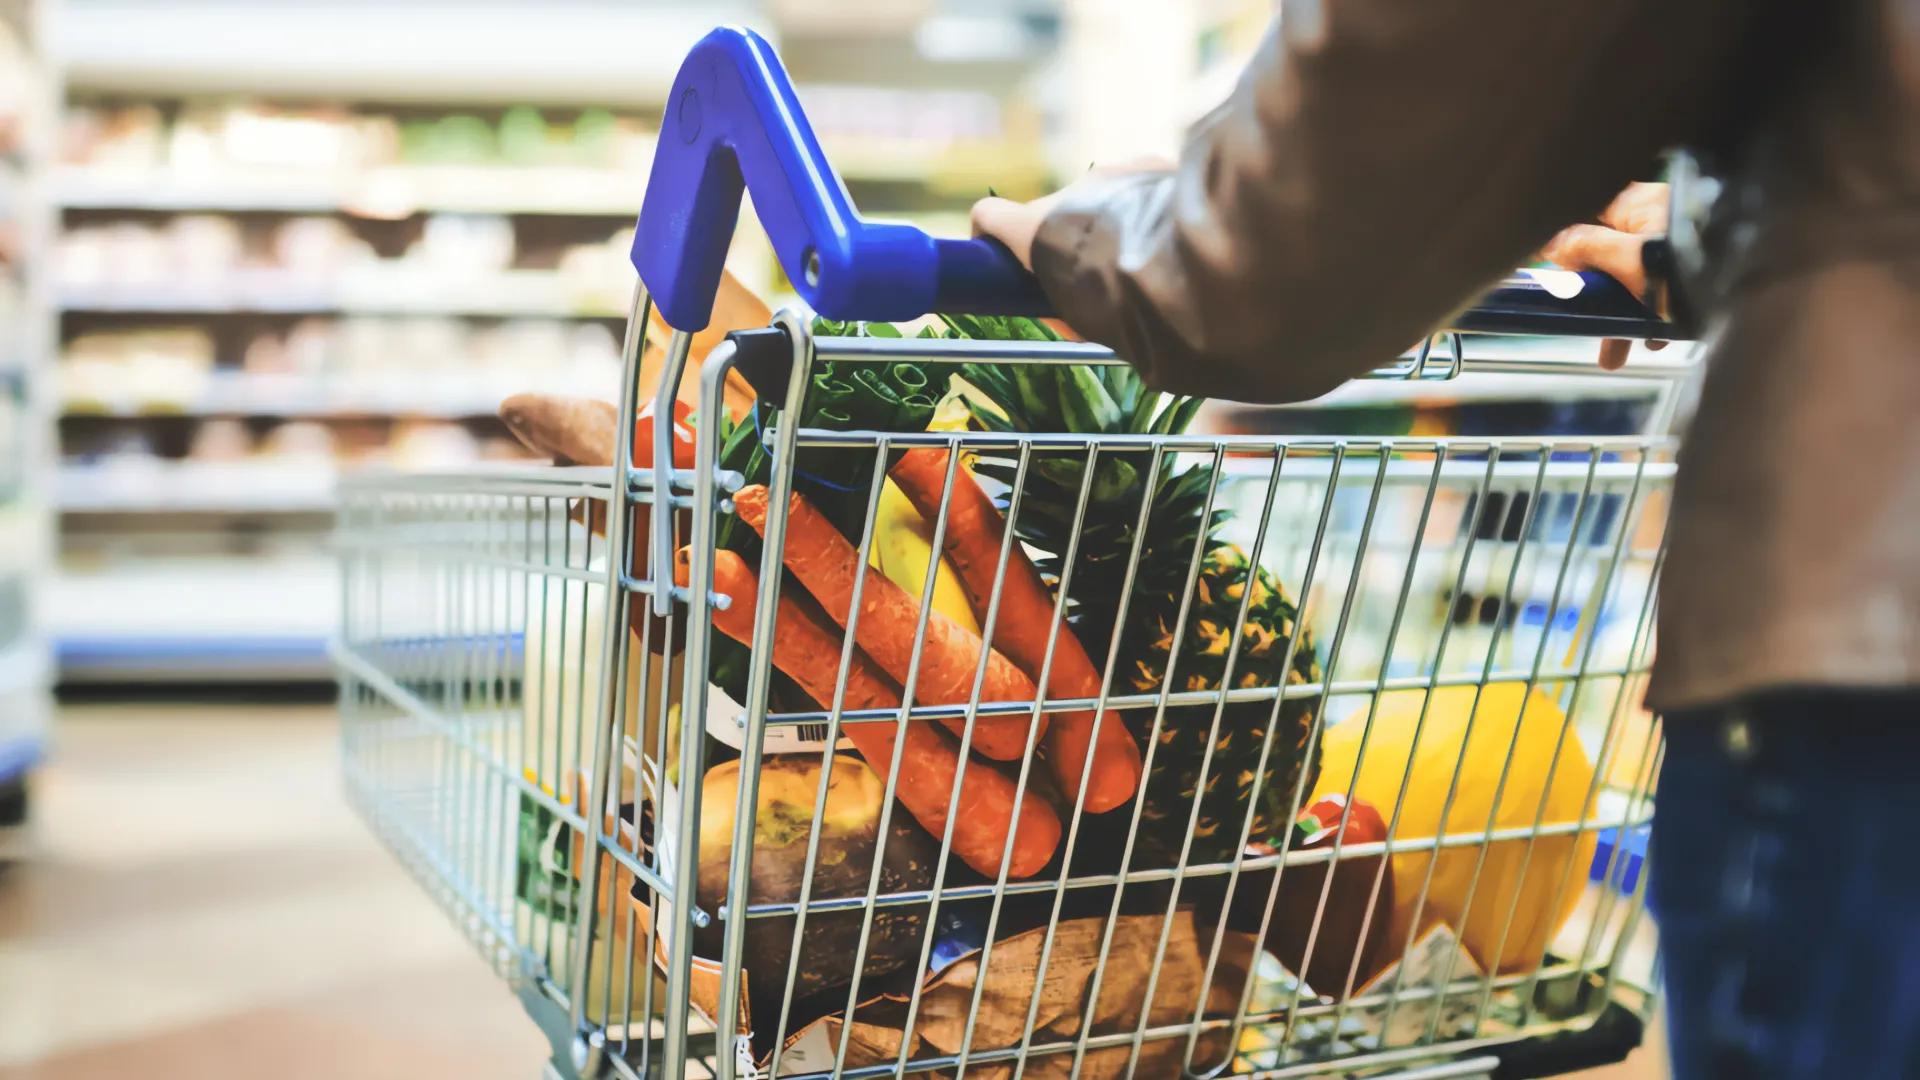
{"left": 30, "top": 6, "right": 1074, "bottom": 684}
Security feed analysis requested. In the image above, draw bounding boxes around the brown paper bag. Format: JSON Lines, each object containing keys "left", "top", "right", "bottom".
{"left": 777, "top": 911, "right": 1259, "bottom": 1080}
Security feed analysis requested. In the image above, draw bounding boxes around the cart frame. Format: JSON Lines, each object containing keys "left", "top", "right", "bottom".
{"left": 337, "top": 24, "right": 1682, "bottom": 1080}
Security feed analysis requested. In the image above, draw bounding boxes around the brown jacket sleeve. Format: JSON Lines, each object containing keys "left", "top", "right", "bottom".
{"left": 1031, "top": 0, "right": 1753, "bottom": 403}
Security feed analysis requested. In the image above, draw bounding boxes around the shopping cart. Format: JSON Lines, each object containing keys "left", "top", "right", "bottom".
{"left": 336, "top": 26, "right": 1682, "bottom": 1080}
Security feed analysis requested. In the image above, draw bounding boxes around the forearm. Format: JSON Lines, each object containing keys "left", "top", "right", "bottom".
{"left": 1031, "top": 0, "right": 1747, "bottom": 404}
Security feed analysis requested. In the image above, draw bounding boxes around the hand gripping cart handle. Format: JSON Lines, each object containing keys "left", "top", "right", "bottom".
{"left": 632, "top": 26, "right": 1673, "bottom": 340}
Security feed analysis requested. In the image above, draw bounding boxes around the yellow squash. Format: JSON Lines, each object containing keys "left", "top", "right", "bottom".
{"left": 1313, "top": 682, "right": 1597, "bottom": 974}
{"left": 844, "top": 377, "right": 984, "bottom": 635}
{"left": 869, "top": 480, "right": 981, "bottom": 635}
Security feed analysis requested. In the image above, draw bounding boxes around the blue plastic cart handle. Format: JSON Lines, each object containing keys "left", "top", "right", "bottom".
{"left": 632, "top": 25, "right": 1672, "bottom": 339}
{"left": 633, "top": 25, "right": 1048, "bottom": 330}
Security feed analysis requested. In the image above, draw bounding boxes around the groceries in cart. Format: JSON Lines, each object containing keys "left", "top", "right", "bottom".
{"left": 488, "top": 279, "right": 1626, "bottom": 1078}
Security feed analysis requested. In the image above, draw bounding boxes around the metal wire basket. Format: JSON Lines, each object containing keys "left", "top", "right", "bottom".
{"left": 337, "top": 26, "right": 1680, "bottom": 1080}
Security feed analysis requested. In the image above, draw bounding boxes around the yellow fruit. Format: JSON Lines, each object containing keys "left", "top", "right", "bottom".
{"left": 870, "top": 479, "right": 981, "bottom": 635}
{"left": 1313, "top": 682, "right": 1597, "bottom": 975}
{"left": 929, "top": 375, "right": 999, "bottom": 471}
{"left": 929, "top": 384, "right": 979, "bottom": 434}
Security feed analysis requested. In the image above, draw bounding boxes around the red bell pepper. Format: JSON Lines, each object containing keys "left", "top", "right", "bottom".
{"left": 1229, "top": 793, "right": 1394, "bottom": 1000}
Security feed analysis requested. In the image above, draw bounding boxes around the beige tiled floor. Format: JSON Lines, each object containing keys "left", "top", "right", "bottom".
{"left": 0, "top": 705, "right": 548, "bottom": 1080}
{"left": 0, "top": 705, "right": 1667, "bottom": 1080}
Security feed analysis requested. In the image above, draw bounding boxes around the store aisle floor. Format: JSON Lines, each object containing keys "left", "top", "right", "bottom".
{"left": 0, "top": 705, "right": 547, "bottom": 1080}
{"left": 0, "top": 705, "right": 1666, "bottom": 1080}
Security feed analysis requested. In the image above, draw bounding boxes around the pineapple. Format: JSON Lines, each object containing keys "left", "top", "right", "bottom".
{"left": 941, "top": 316, "right": 1324, "bottom": 869}
{"left": 1124, "top": 543, "right": 1323, "bottom": 869}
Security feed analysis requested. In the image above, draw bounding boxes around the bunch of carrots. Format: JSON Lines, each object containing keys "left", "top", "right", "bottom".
{"left": 501, "top": 272, "right": 1144, "bottom": 882}
{"left": 681, "top": 446, "right": 1144, "bottom": 881}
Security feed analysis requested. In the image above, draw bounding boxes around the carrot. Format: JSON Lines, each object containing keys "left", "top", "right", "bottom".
{"left": 888, "top": 448, "right": 1143, "bottom": 815}
{"left": 686, "top": 547, "right": 899, "bottom": 713}
{"left": 730, "top": 486, "right": 1045, "bottom": 762}
{"left": 683, "top": 547, "right": 1060, "bottom": 879}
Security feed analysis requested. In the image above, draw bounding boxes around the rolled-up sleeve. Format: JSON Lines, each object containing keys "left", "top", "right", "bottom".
{"left": 1031, "top": 0, "right": 1749, "bottom": 403}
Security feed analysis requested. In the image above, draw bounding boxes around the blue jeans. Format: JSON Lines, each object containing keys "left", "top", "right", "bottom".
{"left": 1651, "top": 689, "right": 1920, "bottom": 1080}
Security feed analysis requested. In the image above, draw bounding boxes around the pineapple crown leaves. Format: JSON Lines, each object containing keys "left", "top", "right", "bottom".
{"left": 935, "top": 317, "right": 1186, "bottom": 439}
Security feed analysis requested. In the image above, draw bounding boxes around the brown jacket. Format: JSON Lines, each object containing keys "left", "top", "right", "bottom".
{"left": 1031, "top": 0, "right": 1920, "bottom": 711}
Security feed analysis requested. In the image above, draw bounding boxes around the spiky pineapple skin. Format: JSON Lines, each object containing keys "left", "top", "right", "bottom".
{"left": 1123, "top": 545, "right": 1323, "bottom": 868}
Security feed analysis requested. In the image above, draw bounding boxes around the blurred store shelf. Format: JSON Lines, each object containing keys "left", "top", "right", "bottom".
{"left": 61, "top": 373, "right": 518, "bottom": 419}
{"left": 55, "top": 1, "right": 771, "bottom": 105}
{"left": 54, "top": 165, "right": 654, "bottom": 217}
{"left": 48, "top": 555, "right": 337, "bottom": 682}
{"left": 53, "top": 269, "right": 631, "bottom": 318}
{"left": 57, "top": 460, "right": 337, "bottom": 513}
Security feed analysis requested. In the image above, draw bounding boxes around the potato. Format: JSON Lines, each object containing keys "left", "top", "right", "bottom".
{"left": 694, "top": 754, "right": 936, "bottom": 1009}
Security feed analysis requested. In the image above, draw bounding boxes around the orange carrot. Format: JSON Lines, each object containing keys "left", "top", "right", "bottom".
{"left": 888, "top": 449, "right": 1143, "bottom": 815}
{"left": 684, "top": 547, "right": 1061, "bottom": 879}
{"left": 729, "top": 486, "right": 1045, "bottom": 762}
{"left": 685, "top": 547, "right": 899, "bottom": 713}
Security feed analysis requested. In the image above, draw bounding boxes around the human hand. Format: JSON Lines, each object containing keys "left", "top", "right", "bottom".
{"left": 1539, "top": 182, "right": 1671, "bottom": 370}
{"left": 970, "top": 156, "right": 1175, "bottom": 270}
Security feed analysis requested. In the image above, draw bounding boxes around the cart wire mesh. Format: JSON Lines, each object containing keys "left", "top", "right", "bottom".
{"left": 337, "top": 300, "right": 1671, "bottom": 1080}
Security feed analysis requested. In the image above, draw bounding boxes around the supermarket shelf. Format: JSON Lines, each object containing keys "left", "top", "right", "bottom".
{"left": 57, "top": 1, "right": 770, "bottom": 106}
{"left": 53, "top": 270, "right": 629, "bottom": 318}
{"left": 61, "top": 377, "right": 523, "bottom": 420}
{"left": 53, "top": 165, "right": 653, "bottom": 217}
{"left": 59, "top": 496, "right": 336, "bottom": 514}
{"left": 55, "top": 634, "right": 333, "bottom": 683}
{"left": 6, "top": 0, "right": 52, "bottom": 802}
{"left": 53, "top": 148, "right": 1035, "bottom": 216}
{"left": 49, "top": 556, "right": 338, "bottom": 682}
{"left": 57, "top": 462, "right": 337, "bottom": 513}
